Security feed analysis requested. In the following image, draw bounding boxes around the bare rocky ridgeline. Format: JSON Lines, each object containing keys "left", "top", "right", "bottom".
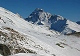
{"left": 0, "top": 27, "right": 37, "bottom": 56}
{"left": 0, "top": 26, "right": 51, "bottom": 56}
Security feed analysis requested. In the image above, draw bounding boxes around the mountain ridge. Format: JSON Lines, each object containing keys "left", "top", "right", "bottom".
{"left": 25, "top": 8, "right": 80, "bottom": 34}
{"left": 0, "top": 7, "right": 80, "bottom": 56}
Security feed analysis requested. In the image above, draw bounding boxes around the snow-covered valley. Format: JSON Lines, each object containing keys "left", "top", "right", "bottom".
{"left": 0, "top": 7, "right": 80, "bottom": 56}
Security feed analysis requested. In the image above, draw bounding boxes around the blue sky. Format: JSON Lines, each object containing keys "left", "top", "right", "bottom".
{"left": 0, "top": 0, "right": 80, "bottom": 22}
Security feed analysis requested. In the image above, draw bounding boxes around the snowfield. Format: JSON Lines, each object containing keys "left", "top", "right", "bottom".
{"left": 0, "top": 7, "right": 80, "bottom": 56}
{"left": 9, "top": 53, "right": 44, "bottom": 56}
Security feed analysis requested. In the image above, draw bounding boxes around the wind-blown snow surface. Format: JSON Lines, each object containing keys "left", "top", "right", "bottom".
{"left": 9, "top": 53, "right": 44, "bottom": 56}
{"left": 0, "top": 7, "right": 80, "bottom": 56}
{"left": 25, "top": 8, "right": 80, "bottom": 34}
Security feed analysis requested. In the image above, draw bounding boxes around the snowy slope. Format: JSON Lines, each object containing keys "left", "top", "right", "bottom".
{"left": 0, "top": 7, "right": 59, "bottom": 56}
{"left": 0, "top": 7, "right": 58, "bottom": 56}
{"left": 0, "top": 7, "right": 80, "bottom": 56}
{"left": 25, "top": 8, "right": 80, "bottom": 34}
{"left": 9, "top": 53, "right": 46, "bottom": 56}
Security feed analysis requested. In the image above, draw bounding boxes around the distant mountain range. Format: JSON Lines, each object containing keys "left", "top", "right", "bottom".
{"left": 25, "top": 8, "right": 80, "bottom": 34}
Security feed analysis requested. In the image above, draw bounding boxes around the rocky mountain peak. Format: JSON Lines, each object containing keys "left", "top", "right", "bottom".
{"left": 25, "top": 8, "right": 80, "bottom": 34}
{"left": 34, "top": 8, "right": 44, "bottom": 12}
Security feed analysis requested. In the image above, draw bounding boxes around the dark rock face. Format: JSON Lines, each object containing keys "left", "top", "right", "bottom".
{"left": 76, "top": 21, "right": 80, "bottom": 25}
{"left": 49, "top": 15, "right": 67, "bottom": 32}
{"left": 66, "top": 32, "right": 80, "bottom": 37}
{"left": 0, "top": 44, "right": 11, "bottom": 56}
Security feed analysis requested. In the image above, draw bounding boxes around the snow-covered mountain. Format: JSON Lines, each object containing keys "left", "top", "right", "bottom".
{"left": 0, "top": 7, "right": 59, "bottom": 56}
{"left": 0, "top": 7, "right": 80, "bottom": 56}
{"left": 76, "top": 21, "right": 80, "bottom": 25}
{"left": 25, "top": 8, "right": 80, "bottom": 34}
